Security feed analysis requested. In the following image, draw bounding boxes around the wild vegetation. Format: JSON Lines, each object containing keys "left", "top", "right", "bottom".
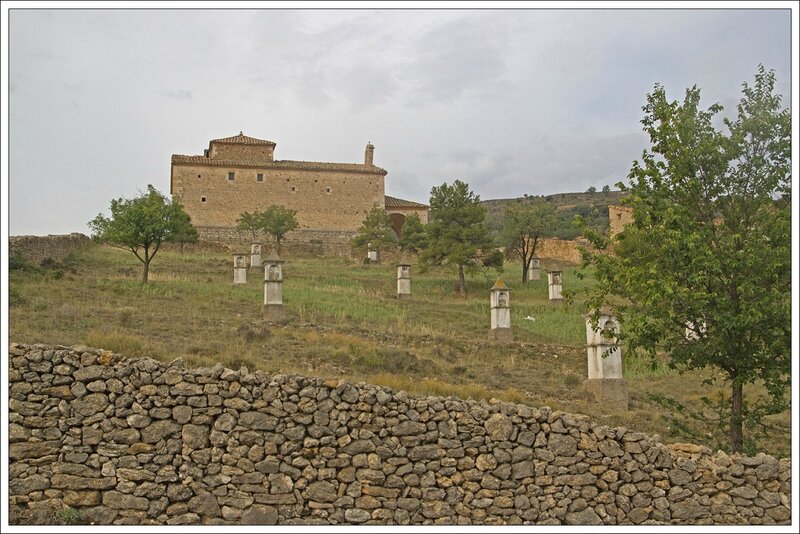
{"left": 88, "top": 184, "right": 197, "bottom": 283}
{"left": 579, "top": 66, "right": 791, "bottom": 454}
{"left": 8, "top": 244, "right": 790, "bottom": 457}
{"left": 236, "top": 205, "right": 299, "bottom": 253}
{"left": 483, "top": 190, "right": 625, "bottom": 241}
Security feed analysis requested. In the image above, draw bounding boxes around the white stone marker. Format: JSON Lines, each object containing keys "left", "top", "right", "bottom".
{"left": 233, "top": 254, "right": 247, "bottom": 284}
{"left": 262, "top": 250, "right": 286, "bottom": 321}
{"left": 528, "top": 257, "right": 541, "bottom": 281}
{"left": 397, "top": 260, "right": 412, "bottom": 299}
{"left": 583, "top": 307, "right": 628, "bottom": 410}
{"left": 548, "top": 270, "right": 563, "bottom": 301}
{"left": 250, "top": 243, "right": 262, "bottom": 268}
{"left": 489, "top": 278, "right": 513, "bottom": 343}
{"left": 367, "top": 249, "right": 379, "bottom": 264}
{"left": 684, "top": 320, "right": 706, "bottom": 341}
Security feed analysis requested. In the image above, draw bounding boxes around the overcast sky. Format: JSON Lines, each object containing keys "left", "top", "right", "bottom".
{"left": 5, "top": 6, "right": 793, "bottom": 236}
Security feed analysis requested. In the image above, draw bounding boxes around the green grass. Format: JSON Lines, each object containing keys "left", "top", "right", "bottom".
{"left": 8, "top": 244, "right": 790, "bottom": 458}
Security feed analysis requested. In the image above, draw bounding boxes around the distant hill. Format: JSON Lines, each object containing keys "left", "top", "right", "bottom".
{"left": 482, "top": 191, "right": 627, "bottom": 240}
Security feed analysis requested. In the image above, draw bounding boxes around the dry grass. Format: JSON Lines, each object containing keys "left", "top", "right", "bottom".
{"left": 8, "top": 244, "right": 791, "bottom": 458}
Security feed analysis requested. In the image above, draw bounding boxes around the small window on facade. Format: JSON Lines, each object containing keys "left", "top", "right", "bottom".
{"left": 326, "top": 187, "right": 331, "bottom": 194}
{"left": 291, "top": 186, "right": 296, "bottom": 193}
{"left": 201, "top": 196, "right": 206, "bottom": 203}
{"left": 257, "top": 173, "right": 264, "bottom": 182}
{"left": 197, "top": 174, "right": 201, "bottom": 178}
{"left": 228, "top": 172, "right": 235, "bottom": 181}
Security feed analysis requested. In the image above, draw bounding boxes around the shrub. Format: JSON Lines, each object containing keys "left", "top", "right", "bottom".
{"left": 57, "top": 507, "right": 82, "bottom": 525}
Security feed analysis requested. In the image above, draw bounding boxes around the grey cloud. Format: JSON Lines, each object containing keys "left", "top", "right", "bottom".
{"left": 162, "top": 90, "right": 193, "bottom": 100}
{"left": 400, "top": 15, "right": 508, "bottom": 103}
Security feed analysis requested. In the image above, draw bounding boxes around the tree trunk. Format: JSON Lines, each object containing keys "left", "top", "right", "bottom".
{"left": 521, "top": 257, "right": 528, "bottom": 285}
{"left": 458, "top": 264, "right": 466, "bottom": 296}
{"left": 730, "top": 380, "right": 744, "bottom": 453}
{"left": 142, "top": 258, "right": 150, "bottom": 284}
{"left": 276, "top": 237, "right": 281, "bottom": 255}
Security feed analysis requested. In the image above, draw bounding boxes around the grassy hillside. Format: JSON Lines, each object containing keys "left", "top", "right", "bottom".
{"left": 8, "top": 244, "right": 789, "bottom": 457}
{"left": 483, "top": 190, "right": 627, "bottom": 240}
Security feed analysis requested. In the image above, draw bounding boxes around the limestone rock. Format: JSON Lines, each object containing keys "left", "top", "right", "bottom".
{"left": 103, "top": 490, "right": 150, "bottom": 511}
{"left": 305, "top": 481, "right": 337, "bottom": 503}
{"left": 548, "top": 433, "right": 578, "bottom": 457}
{"left": 182, "top": 424, "right": 210, "bottom": 449}
{"left": 141, "top": 420, "right": 181, "bottom": 443}
{"left": 565, "top": 507, "right": 602, "bottom": 525}
{"left": 242, "top": 505, "right": 279, "bottom": 525}
{"left": 484, "top": 413, "right": 513, "bottom": 441}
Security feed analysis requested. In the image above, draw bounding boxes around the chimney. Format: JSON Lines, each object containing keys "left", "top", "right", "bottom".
{"left": 365, "top": 142, "right": 374, "bottom": 166}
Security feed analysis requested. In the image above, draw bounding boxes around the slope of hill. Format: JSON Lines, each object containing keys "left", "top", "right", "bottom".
{"left": 483, "top": 191, "right": 627, "bottom": 240}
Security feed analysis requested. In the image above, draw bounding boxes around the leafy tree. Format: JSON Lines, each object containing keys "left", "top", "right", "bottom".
{"left": 500, "top": 199, "right": 556, "bottom": 284}
{"left": 172, "top": 213, "right": 200, "bottom": 253}
{"left": 351, "top": 206, "right": 397, "bottom": 261}
{"left": 89, "top": 185, "right": 198, "bottom": 284}
{"left": 421, "top": 180, "right": 495, "bottom": 296}
{"left": 236, "top": 211, "right": 263, "bottom": 241}
{"left": 602, "top": 185, "right": 611, "bottom": 193}
{"left": 261, "top": 205, "right": 299, "bottom": 254}
{"left": 586, "top": 186, "right": 597, "bottom": 193}
{"left": 579, "top": 67, "right": 790, "bottom": 453}
{"left": 397, "top": 213, "right": 428, "bottom": 254}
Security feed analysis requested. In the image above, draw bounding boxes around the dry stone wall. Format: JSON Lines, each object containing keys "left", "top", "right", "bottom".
{"left": 197, "top": 226, "right": 357, "bottom": 257}
{"left": 8, "top": 342, "right": 791, "bottom": 526}
{"left": 9, "top": 233, "right": 92, "bottom": 266}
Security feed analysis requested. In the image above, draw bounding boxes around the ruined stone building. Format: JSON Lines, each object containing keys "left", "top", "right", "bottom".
{"left": 608, "top": 205, "right": 633, "bottom": 238}
{"left": 170, "top": 133, "right": 428, "bottom": 251}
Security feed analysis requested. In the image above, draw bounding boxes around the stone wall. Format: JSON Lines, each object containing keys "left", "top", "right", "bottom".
{"left": 9, "top": 234, "right": 92, "bottom": 266}
{"left": 537, "top": 237, "right": 588, "bottom": 265}
{"left": 197, "top": 226, "right": 358, "bottom": 258}
{"left": 609, "top": 205, "right": 634, "bottom": 238}
{"left": 8, "top": 342, "right": 791, "bottom": 526}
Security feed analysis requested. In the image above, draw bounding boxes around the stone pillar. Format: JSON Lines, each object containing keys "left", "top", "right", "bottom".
{"left": 547, "top": 270, "right": 563, "bottom": 301}
{"left": 583, "top": 308, "right": 627, "bottom": 410}
{"left": 397, "top": 260, "right": 411, "bottom": 299}
{"left": 489, "top": 279, "right": 513, "bottom": 343}
{"left": 685, "top": 320, "right": 706, "bottom": 341}
{"left": 262, "top": 250, "right": 286, "bottom": 322}
{"left": 367, "top": 249, "right": 379, "bottom": 264}
{"left": 250, "top": 243, "right": 262, "bottom": 268}
{"left": 233, "top": 254, "right": 247, "bottom": 284}
{"left": 528, "top": 257, "right": 541, "bottom": 281}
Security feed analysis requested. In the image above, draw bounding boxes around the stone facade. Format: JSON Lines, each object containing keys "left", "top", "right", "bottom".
{"left": 536, "top": 237, "right": 589, "bottom": 265}
{"left": 8, "top": 342, "right": 791, "bottom": 526}
{"left": 385, "top": 196, "right": 429, "bottom": 237}
{"left": 609, "top": 205, "right": 634, "bottom": 238}
{"left": 170, "top": 133, "right": 428, "bottom": 252}
{"left": 9, "top": 233, "right": 92, "bottom": 266}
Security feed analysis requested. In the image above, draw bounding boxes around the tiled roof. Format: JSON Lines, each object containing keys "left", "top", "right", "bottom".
{"left": 490, "top": 279, "right": 510, "bottom": 291}
{"left": 211, "top": 132, "right": 276, "bottom": 146}
{"left": 385, "top": 195, "right": 428, "bottom": 208}
{"left": 171, "top": 155, "right": 387, "bottom": 175}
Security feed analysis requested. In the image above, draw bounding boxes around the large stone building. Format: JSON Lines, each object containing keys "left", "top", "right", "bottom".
{"left": 170, "top": 133, "right": 428, "bottom": 251}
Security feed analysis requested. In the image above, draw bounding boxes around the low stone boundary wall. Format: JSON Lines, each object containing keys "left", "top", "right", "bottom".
{"left": 197, "top": 226, "right": 356, "bottom": 257}
{"left": 9, "top": 234, "right": 92, "bottom": 266}
{"left": 8, "top": 342, "right": 791, "bottom": 526}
